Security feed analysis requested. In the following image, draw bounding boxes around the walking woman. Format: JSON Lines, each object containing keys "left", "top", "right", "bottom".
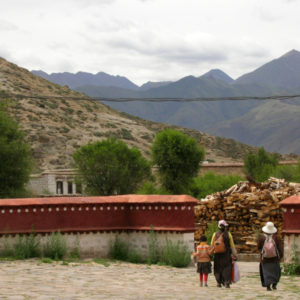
{"left": 211, "top": 220, "right": 237, "bottom": 288}
{"left": 257, "top": 222, "right": 283, "bottom": 291}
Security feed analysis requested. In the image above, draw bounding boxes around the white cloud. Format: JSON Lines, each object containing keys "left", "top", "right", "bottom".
{"left": 0, "top": 0, "right": 299, "bottom": 84}
{"left": 0, "top": 19, "right": 18, "bottom": 31}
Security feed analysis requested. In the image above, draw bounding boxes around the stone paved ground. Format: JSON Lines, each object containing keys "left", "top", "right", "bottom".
{"left": 0, "top": 260, "right": 299, "bottom": 300}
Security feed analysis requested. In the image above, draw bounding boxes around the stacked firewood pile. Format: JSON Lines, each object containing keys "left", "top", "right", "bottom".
{"left": 194, "top": 177, "right": 300, "bottom": 253}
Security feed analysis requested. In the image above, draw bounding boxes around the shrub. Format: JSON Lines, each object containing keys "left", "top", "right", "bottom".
{"left": 108, "top": 231, "right": 192, "bottom": 268}
{"left": 151, "top": 129, "right": 205, "bottom": 194}
{"left": 13, "top": 233, "right": 41, "bottom": 259}
{"left": 147, "top": 229, "right": 161, "bottom": 264}
{"left": 0, "top": 106, "right": 33, "bottom": 198}
{"left": 40, "top": 257, "right": 53, "bottom": 264}
{"left": 160, "top": 239, "right": 191, "bottom": 268}
{"left": 128, "top": 249, "right": 143, "bottom": 264}
{"left": 0, "top": 236, "right": 15, "bottom": 258}
{"left": 137, "top": 181, "right": 170, "bottom": 195}
{"left": 43, "top": 231, "right": 67, "bottom": 260}
{"left": 120, "top": 128, "right": 135, "bottom": 140}
{"left": 189, "top": 172, "right": 244, "bottom": 199}
{"left": 73, "top": 138, "right": 151, "bottom": 195}
{"left": 272, "top": 161, "right": 300, "bottom": 183}
{"left": 205, "top": 221, "right": 219, "bottom": 245}
{"left": 243, "top": 148, "right": 278, "bottom": 182}
{"left": 68, "top": 235, "right": 80, "bottom": 259}
{"left": 108, "top": 235, "right": 129, "bottom": 260}
{"left": 283, "top": 243, "right": 300, "bottom": 276}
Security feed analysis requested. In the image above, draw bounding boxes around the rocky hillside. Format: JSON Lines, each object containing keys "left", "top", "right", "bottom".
{"left": 0, "top": 57, "right": 293, "bottom": 171}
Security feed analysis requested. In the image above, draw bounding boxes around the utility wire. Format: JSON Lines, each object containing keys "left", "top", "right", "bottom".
{"left": 0, "top": 91, "right": 300, "bottom": 102}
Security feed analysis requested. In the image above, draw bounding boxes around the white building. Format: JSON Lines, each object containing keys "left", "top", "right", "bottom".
{"left": 28, "top": 169, "right": 82, "bottom": 196}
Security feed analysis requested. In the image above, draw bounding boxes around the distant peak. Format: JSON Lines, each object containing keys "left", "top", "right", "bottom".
{"left": 202, "top": 69, "right": 227, "bottom": 76}
{"left": 281, "top": 49, "right": 300, "bottom": 58}
{"left": 96, "top": 71, "right": 109, "bottom": 76}
{"left": 208, "top": 68, "right": 223, "bottom": 73}
{"left": 183, "top": 75, "right": 197, "bottom": 80}
{"left": 32, "top": 70, "right": 49, "bottom": 75}
{"left": 201, "top": 69, "right": 233, "bottom": 83}
{"left": 76, "top": 71, "right": 93, "bottom": 75}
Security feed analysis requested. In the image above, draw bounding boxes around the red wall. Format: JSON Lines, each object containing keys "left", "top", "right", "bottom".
{"left": 280, "top": 195, "right": 300, "bottom": 234}
{"left": 281, "top": 206, "right": 300, "bottom": 234}
{"left": 0, "top": 195, "right": 197, "bottom": 235}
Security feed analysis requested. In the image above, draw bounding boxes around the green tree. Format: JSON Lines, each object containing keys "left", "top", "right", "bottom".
{"left": 73, "top": 138, "right": 151, "bottom": 195}
{"left": 189, "top": 172, "right": 244, "bottom": 199}
{"left": 151, "top": 129, "right": 205, "bottom": 194}
{"left": 0, "top": 107, "right": 33, "bottom": 198}
{"left": 243, "top": 148, "right": 278, "bottom": 182}
{"left": 272, "top": 160, "right": 300, "bottom": 183}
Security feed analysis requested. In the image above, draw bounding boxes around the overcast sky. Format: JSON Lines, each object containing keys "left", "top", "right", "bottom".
{"left": 0, "top": 0, "right": 299, "bottom": 85}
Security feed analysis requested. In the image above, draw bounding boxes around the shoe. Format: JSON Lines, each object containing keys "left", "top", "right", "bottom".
{"left": 225, "top": 283, "right": 230, "bottom": 288}
{"left": 200, "top": 282, "right": 203, "bottom": 287}
{"left": 204, "top": 282, "right": 208, "bottom": 287}
{"left": 217, "top": 283, "right": 222, "bottom": 288}
{"left": 272, "top": 284, "right": 277, "bottom": 290}
{"left": 266, "top": 285, "right": 272, "bottom": 291}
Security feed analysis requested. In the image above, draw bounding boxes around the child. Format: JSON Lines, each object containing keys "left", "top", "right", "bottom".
{"left": 193, "top": 235, "right": 212, "bottom": 287}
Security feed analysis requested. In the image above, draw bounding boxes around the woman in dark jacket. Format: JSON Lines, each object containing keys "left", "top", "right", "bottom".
{"left": 211, "top": 220, "right": 237, "bottom": 288}
{"left": 257, "top": 222, "right": 283, "bottom": 291}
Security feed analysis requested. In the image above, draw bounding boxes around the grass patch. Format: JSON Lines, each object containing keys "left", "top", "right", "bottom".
{"left": 93, "top": 258, "right": 110, "bottom": 267}
{"left": 108, "top": 230, "right": 191, "bottom": 268}
{"left": 189, "top": 172, "right": 244, "bottom": 199}
{"left": 128, "top": 249, "right": 143, "bottom": 264}
{"left": 104, "top": 123, "right": 117, "bottom": 128}
{"left": 120, "top": 128, "right": 135, "bottom": 140}
{"left": 68, "top": 235, "right": 81, "bottom": 260}
{"left": 282, "top": 243, "right": 300, "bottom": 276}
{"left": 13, "top": 233, "right": 41, "bottom": 259}
{"left": 109, "top": 234, "right": 129, "bottom": 261}
{"left": 147, "top": 229, "right": 160, "bottom": 264}
{"left": 43, "top": 231, "right": 67, "bottom": 260}
{"left": 40, "top": 257, "right": 53, "bottom": 264}
{"left": 160, "top": 239, "right": 191, "bottom": 268}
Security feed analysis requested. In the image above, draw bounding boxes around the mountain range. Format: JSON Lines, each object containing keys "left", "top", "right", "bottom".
{"left": 32, "top": 50, "right": 300, "bottom": 154}
{"left": 1, "top": 56, "right": 271, "bottom": 171}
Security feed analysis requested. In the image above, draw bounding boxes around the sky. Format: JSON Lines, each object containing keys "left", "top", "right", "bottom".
{"left": 0, "top": 0, "right": 300, "bottom": 86}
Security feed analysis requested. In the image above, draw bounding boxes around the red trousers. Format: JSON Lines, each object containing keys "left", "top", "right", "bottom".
{"left": 199, "top": 273, "right": 208, "bottom": 282}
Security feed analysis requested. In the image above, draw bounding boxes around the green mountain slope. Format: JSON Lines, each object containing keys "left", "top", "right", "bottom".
{"left": 209, "top": 100, "right": 300, "bottom": 154}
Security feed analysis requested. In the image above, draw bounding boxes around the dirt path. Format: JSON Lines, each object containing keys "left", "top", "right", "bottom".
{"left": 0, "top": 260, "right": 299, "bottom": 299}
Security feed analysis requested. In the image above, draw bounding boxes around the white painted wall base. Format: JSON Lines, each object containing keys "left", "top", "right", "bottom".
{"left": 0, "top": 231, "right": 194, "bottom": 258}
{"left": 283, "top": 234, "right": 300, "bottom": 263}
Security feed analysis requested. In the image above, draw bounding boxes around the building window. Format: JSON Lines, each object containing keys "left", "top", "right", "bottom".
{"left": 68, "top": 182, "right": 73, "bottom": 194}
{"left": 56, "top": 181, "right": 63, "bottom": 194}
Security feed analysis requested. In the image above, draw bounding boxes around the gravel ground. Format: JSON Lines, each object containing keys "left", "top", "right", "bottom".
{"left": 0, "top": 260, "right": 299, "bottom": 300}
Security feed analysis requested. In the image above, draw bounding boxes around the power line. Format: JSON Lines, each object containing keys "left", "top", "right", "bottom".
{"left": 1, "top": 91, "right": 300, "bottom": 102}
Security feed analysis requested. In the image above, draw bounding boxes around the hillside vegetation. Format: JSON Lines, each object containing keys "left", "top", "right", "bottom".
{"left": 0, "top": 57, "right": 268, "bottom": 171}
{"left": 44, "top": 50, "right": 300, "bottom": 155}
